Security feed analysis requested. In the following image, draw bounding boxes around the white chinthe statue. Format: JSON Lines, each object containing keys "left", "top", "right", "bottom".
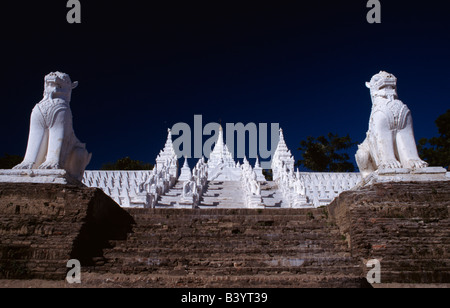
{"left": 14, "top": 72, "right": 91, "bottom": 181}
{"left": 356, "top": 71, "right": 428, "bottom": 178}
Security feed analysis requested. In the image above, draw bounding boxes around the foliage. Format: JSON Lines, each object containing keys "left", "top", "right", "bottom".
{"left": 296, "top": 133, "right": 356, "bottom": 172}
{"left": 100, "top": 157, "right": 153, "bottom": 171}
{"left": 262, "top": 169, "right": 273, "bottom": 181}
{"left": 418, "top": 110, "right": 450, "bottom": 170}
{"left": 0, "top": 154, "right": 23, "bottom": 169}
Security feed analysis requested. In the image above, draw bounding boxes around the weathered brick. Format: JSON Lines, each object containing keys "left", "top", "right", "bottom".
{"left": 328, "top": 181, "right": 450, "bottom": 284}
{"left": 0, "top": 183, "right": 134, "bottom": 280}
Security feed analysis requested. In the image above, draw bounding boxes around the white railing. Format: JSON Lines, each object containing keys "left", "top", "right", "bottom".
{"left": 83, "top": 157, "right": 179, "bottom": 208}
{"left": 181, "top": 158, "right": 208, "bottom": 207}
{"left": 297, "top": 172, "right": 362, "bottom": 207}
{"left": 240, "top": 158, "right": 262, "bottom": 208}
{"left": 83, "top": 169, "right": 363, "bottom": 209}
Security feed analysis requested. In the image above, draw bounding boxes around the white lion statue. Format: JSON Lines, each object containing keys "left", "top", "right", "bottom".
{"left": 14, "top": 72, "right": 91, "bottom": 181}
{"left": 356, "top": 71, "right": 428, "bottom": 178}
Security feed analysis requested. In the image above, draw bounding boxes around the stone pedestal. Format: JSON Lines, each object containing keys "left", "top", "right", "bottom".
{"left": 357, "top": 167, "right": 448, "bottom": 188}
{"left": 328, "top": 181, "right": 450, "bottom": 284}
{"left": 0, "top": 183, "right": 134, "bottom": 280}
{"left": 0, "top": 169, "right": 82, "bottom": 185}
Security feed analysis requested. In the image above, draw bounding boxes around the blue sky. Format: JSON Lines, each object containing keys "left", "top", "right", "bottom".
{"left": 0, "top": 1, "right": 449, "bottom": 170}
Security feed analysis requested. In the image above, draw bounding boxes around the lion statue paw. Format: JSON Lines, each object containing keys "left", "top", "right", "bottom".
{"left": 38, "top": 161, "right": 62, "bottom": 170}
{"left": 379, "top": 159, "right": 402, "bottom": 170}
{"left": 404, "top": 159, "right": 429, "bottom": 170}
{"left": 13, "top": 161, "right": 35, "bottom": 170}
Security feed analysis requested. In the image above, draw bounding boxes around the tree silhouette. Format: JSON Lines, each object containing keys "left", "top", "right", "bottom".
{"left": 101, "top": 157, "right": 153, "bottom": 171}
{"left": 418, "top": 110, "right": 450, "bottom": 170}
{"left": 296, "top": 133, "right": 356, "bottom": 172}
{"left": 0, "top": 154, "right": 23, "bottom": 169}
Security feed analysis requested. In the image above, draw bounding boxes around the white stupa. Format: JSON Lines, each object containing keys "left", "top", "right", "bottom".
{"left": 178, "top": 157, "right": 192, "bottom": 182}
{"left": 271, "top": 128, "right": 295, "bottom": 181}
{"left": 155, "top": 128, "right": 179, "bottom": 178}
{"left": 253, "top": 158, "right": 266, "bottom": 182}
{"left": 207, "top": 126, "right": 241, "bottom": 181}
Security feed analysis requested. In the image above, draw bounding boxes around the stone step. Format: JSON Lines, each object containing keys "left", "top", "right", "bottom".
{"left": 131, "top": 219, "right": 332, "bottom": 226}
{"left": 97, "top": 254, "right": 360, "bottom": 270}
{"left": 104, "top": 245, "right": 350, "bottom": 255}
{"left": 126, "top": 228, "right": 341, "bottom": 238}
{"left": 108, "top": 244, "right": 349, "bottom": 255}
{"left": 103, "top": 254, "right": 353, "bottom": 266}
{"left": 126, "top": 225, "right": 342, "bottom": 234}
{"left": 77, "top": 272, "right": 366, "bottom": 288}
{"left": 108, "top": 236, "right": 348, "bottom": 248}
{"left": 92, "top": 262, "right": 361, "bottom": 278}
{"left": 198, "top": 181, "right": 246, "bottom": 208}
{"left": 126, "top": 207, "right": 328, "bottom": 215}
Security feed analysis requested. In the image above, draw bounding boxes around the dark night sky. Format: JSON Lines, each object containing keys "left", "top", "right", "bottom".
{"left": 0, "top": 1, "right": 449, "bottom": 170}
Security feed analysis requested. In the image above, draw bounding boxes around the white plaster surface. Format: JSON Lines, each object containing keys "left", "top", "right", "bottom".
{"left": 240, "top": 157, "right": 262, "bottom": 208}
{"left": 207, "top": 126, "right": 242, "bottom": 181}
{"left": 356, "top": 71, "right": 429, "bottom": 179}
{"left": 178, "top": 157, "right": 192, "bottom": 182}
{"left": 271, "top": 129, "right": 310, "bottom": 208}
{"left": 357, "top": 167, "right": 449, "bottom": 187}
{"left": 13, "top": 72, "right": 91, "bottom": 181}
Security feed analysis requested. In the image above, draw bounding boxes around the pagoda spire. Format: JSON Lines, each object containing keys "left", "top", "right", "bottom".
{"left": 271, "top": 127, "right": 295, "bottom": 177}
{"left": 207, "top": 124, "right": 236, "bottom": 170}
{"left": 279, "top": 128, "right": 285, "bottom": 141}
{"left": 178, "top": 156, "right": 192, "bottom": 182}
{"left": 156, "top": 128, "right": 178, "bottom": 175}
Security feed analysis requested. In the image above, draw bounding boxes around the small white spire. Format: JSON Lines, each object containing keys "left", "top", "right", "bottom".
{"left": 279, "top": 128, "right": 284, "bottom": 140}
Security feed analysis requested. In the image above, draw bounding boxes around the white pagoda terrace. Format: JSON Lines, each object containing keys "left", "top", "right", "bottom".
{"left": 82, "top": 128, "right": 361, "bottom": 209}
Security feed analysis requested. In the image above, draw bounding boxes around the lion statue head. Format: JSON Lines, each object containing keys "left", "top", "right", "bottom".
{"left": 43, "top": 71, "right": 79, "bottom": 102}
{"left": 365, "top": 71, "right": 398, "bottom": 100}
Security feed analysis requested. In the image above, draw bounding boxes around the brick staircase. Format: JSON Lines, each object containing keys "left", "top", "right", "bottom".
{"left": 84, "top": 208, "right": 365, "bottom": 287}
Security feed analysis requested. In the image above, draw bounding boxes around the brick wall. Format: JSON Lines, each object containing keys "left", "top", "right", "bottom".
{"left": 0, "top": 183, "right": 134, "bottom": 279}
{"left": 328, "top": 181, "right": 450, "bottom": 284}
